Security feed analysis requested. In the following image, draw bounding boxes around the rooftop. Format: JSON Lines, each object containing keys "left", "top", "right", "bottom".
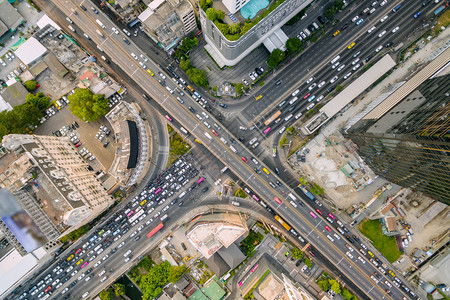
{"left": 14, "top": 37, "right": 47, "bottom": 66}
{"left": 0, "top": 81, "right": 28, "bottom": 107}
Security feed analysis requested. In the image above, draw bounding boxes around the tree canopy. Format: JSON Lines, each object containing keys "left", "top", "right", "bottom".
{"left": 292, "top": 248, "right": 304, "bottom": 260}
{"left": 68, "top": 88, "right": 109, "bottom": 122}
{"left": 267, "top": 49, "right": 286, "bottom": 68}
{"left": 114, "top": 283, "right": 126, "bottom": 296}
{"left": 139, "top": 261, "right": 186, "bottom": 299}
{"left": 24, "top": 80, "right": 37, "bottom": 91}
{"left": 99, "top": 288, "right": 113, "bottom": 300}
{"left": 286, "top": 38, "right": 302, "bottom": 52}
{"left": 186, "top": 68, "right": 209, "bottom": 87}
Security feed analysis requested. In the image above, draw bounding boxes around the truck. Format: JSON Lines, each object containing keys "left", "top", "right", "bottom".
{"left": 96, "top": 29, "right": 104, "bottom": 38}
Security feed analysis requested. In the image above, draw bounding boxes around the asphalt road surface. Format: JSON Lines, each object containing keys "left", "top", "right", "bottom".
{"left": 12, "top": 0, "right": 424, "bottom": 299}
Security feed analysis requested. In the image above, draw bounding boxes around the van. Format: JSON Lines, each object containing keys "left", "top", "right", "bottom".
{"left": 179, "top": 191, "right": 186, "bottom": 198}
{"left": 279, "top": 126, "right": 286, "bottom": 134}
{"left": 229, "top": 145, "right": 237, "bottom": 153}
{"left": 361, "top": 7, "right": 370, "bottom": 14}
{"left": 330, "top": 55, "right": 340, "bottom": 64}
{"left": 284, "top": 114, "right": 293, "bottom": 122}
{"left": 303, "top": 28, "right": 311, "bottom": 36}
{"left": 160, "top": 214, "right": 168, "bottom": 221}
{"left": 369, "top": 8, "right": 376, "bottom": 14}
{"left": 96, "top": 19, "right": 106, "bottom": 29}
{"left": 312, "top": 22, "right": 319, "bottom": 30}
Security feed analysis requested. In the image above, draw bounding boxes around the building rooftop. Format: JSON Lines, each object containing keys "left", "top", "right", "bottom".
{"left": 0, "top": 0, "right": 23, "bottom": 30}
{"left": 1, "top": 81, "right": 28, "bottom": 107}
{"left": 186, "top": 213, "right": 247, "bottom": 259}
{"left": 14, "top": 37, "right": 47, "bottom": 66}
{"left": 43, "top": 53, "right": 68, "bottom": 79}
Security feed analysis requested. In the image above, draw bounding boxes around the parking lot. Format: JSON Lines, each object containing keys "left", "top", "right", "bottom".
{"left": 33, "top": 98, "right": 118, "bottom": 173}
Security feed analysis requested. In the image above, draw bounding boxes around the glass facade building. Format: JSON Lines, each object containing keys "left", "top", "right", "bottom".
{"left": 344, "top": 74, "right": 450, "bottom": 205}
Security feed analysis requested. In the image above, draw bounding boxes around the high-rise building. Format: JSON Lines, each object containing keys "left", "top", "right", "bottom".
{"left": 200, "top": 0, "right": 312, "bottom": 66}
{"left": 344, "top": 73, "right": 450, "bottom": 204}
{"left": 1, "top": 134, "right": 113, "bottom": 253}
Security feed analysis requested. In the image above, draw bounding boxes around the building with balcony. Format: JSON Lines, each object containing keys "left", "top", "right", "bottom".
{"left": 200, "top": 0, "right": 312, "bottom": 67}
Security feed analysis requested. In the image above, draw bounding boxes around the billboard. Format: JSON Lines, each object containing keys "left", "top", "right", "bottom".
{"left": 0, "top": 189, "right": 47, "bottom": 252}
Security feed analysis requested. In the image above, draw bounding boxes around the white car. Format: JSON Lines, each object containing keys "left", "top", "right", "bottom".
{"left": 392, "top": 26, "right": 399, "bottom": 33}
{"left": 131, "top": 53, "right": 138, "bottom": 60}
{"left": 337, "top": 64, "right": 345, "bottom": 72}
{"left": 358, "top": 256, "right": 366, "bottom": 264}
{"left": 94, "top": 260, "right": 102, "bottom": 267}
{"left": 343, "top": 72, "right": 352, "bottom": 80}
{"left": 352, "top": 58, "right": 360, "bottom": 65}
{"left": 71, "top": 270, "right": 78, "bottom": 277}
{"left": 379, "top": 0, "right": 387, "bottom": 6}
{"left": 61, "top": 288, "right": 69, "bottom": 295}
{"left": 308, "top": 83, "right": 317, "bottom": 90}
{"left": 78, "top": 273, "right": 86, "bottom": 280}
{"left": 139, "top": 61, "right": 147, "bottom": 69}
{"left": 346, "top": 252, "right": 354, "bottom": 259}
{"left": 375, "top": 45, "right": 383, "bottom": 52}
{"left": 317, "top": 81, "right": 326, "bottom": 88}
{"left": 291, "top": 89, "right": 300, "bottom": 97}
{"left": 378, "top": 30, "right": 386, "bottom": 38}
{"left": 123, "top": 29, "right": 131, "bottom": 36}
{"left": 316, "top": 95, "right": 324, "bottom": 102}
{"left": 330, "top": 76, "right": 338, "bottom": 83}
{"left": 306, "top": 76, "right": 314, "bottom": 84}
{"left": 352, "top": 64, "right": 361, "bottom": 71}
{"left": 351, "top": 16, "right": 359, "bottom": 22}
{"left": 140, "top": 54, "right": 148, "bottom": 62}
{"left": 112, "top": 27, "right": 119, "bottom": 34}
{"left": 380, "top": 15, "right": 388, "bottom": 22}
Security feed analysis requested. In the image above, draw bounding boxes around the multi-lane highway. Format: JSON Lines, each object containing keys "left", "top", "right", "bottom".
{"left": 12, "top": 0, "right": 426, "bottom": 299}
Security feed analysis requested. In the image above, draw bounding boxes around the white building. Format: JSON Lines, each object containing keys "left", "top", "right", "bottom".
{"left": 222, "top": 0, "right": 251, "bottom": 14}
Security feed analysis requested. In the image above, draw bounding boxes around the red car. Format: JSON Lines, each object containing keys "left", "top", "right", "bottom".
{"left": 211, "top": 129, "right": 219, "bottom": 136}
{"left": 304, "top": 93, "right": 311, "bottom": 99}
{"left": 309, "top": 251, "right": 315, "bottom": 257}
{"left": 328, "top": 213, "right": 336, "bottom": 219}
{"left": 309, "top": 211, "right": 317, "bottom": 218}
{"left": 316, "top": 208, "right": 323, "bottom": 215}
{"left": 75, "top": 142, "right": 82, "bottom": 147}
{"left": 44, "top": 286, "right": 52, "bottom": 293}
{"left": 325, "top": 225, "right": 332, "bottom": 232}
{"left": 75, "top": 248, "right": 82, "bottom": 255}
{"left": 274, "top": 197, "right": 282, "bottom": 204}
{"left": 241, "top": 156, "right": 248, "bottom": 163}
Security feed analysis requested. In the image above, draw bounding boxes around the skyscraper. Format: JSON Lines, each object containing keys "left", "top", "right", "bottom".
{"left": 344, "top": 73, "right": 450, "bottom": 204}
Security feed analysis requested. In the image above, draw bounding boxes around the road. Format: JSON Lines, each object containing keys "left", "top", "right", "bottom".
{"left": 14, "top": 0, "right": 421, "bottom": 299}
{"left": 221, "top": 0, "right": 442, "bottom": 144}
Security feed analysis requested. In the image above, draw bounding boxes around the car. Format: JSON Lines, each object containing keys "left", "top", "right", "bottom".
{"left": 325, "top": 225, "right": 332, "bottom": 232}
{"left": 71, "top": 270, "right": 78, "bottom": 276}
{"left": 309, "top": 211, "right": 317, "bottom": 218}
{"left": 123, "top": 29, "right": 131, "bottom": 36}
{"left": 219, "top": 103, "right": 227, "bottom": 108}
{"left": 352, "top": 64, "right": 361, "bottom": 71}
{"left": 91, "top": 6, "right": 98, "bottom": 13}
{"left": 328, "top": 213, "right": 335, "bottom": 219}
{"left": 351, "top": 16, "right": 359, "bottom": 22}
{"left": 123, "top": 38, "right": 131, "bottom": 45}
{"left": 316, "top": 209, "right": 323, "bottom": 215}
{"left": 375, "top": 45, "right": 383, "bottom": 52}
{"left": 380, "top": 0, "right": 387, "bottom": 5}
{"left": 303, "top": 93, "right": 310, "bottom": 99}
{"left": 241, "top": 156, "right": 248, "bottom": 163}
{"left": 76, "top": 259, "right": 83, "bottom": 265}
{"left": 333, "top": 30, "right": 340, "bottom": 37}
{"left": 317, "top": 81, "right": 326, "bottom": 88}
{"left": 94, "top": 261, "right": 102, "bottom": 267}
{"left": 343, "top": 72, "right": 352, "bottom": 80}
{"left": 378, "top": 30, "right": 386, "bottom": 38}
{"left": 308, "top": 83, "right": 316, "bottom": 91}
{"left": 330, "top": 76, "right": 338, "bottom": 83}
{"left": 392, "top": 26, "right": 399, "bottom": 33}
{"left": 337, "top": 64, "right": 345, "bottom": 72}
{"left": 356, "top": 18, "right": 364, "bottom": 25}
{"left": 414, "top": 11, "right": 422, "bottom": 18}
{"left": 380, "top": 15, "right": 388, "bottom": 22}
{"left": 292, "top": 89, "right": 300, "bottom": 97}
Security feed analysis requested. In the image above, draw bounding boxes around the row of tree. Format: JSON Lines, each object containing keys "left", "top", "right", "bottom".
{"left": 99, "top": 283, "right": 126, "bottom": 300}
{"left": 267, "top": 37, "right": 303, "bottom": 68}
{"left": 180, "top": 58, "right": 209, "bottom": 88}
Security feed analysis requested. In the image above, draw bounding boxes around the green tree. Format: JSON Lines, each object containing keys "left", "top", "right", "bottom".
{"left": 228, "top": 23, "right": 241, "bottom": 34}
{"left": 325, "top": 6, "right": 336, "bottom": 19}
{"left": 341, "top": 288, "right": 355, "bottom": 300}
{"left": 179, "top": 37, "right": 198, "bottom": 53}
{"left": 286, "top": 126, "right": 295, "bottom": 135}
{"left": 168, "top": 265, "right": 186, "bottom": 283}
{"left": 235, "top": 83, "right": 244, "bottom": 96}
{"left": 99, "top": 288, "right": 113, "bottom": 300}
{"left": 26, "top": 92, "right": 50, "bottom": 111}
{"left": 206, "top": 7, "right": 218, "bottom": 21}
{"left": 180, "top": 58, "right": 192, "bottom": 71}
{"left": 292, "top": 248, "right": 304, "bottom": 260}
{"left": 68, "top": 88, "right": 109, "bottom": 122}
{"left": 216, "top": 9, "right": 225, "bottom": 20}
{"left": 317, "top": 279, "right": 330, "bottom": 292}
{"left": 286, "top": 38, "right": 302, "bottom": 52}
{"left": 304, "top": 257, "right": 312, "bottom": 268}
{"left": 267, "top": 49, "right": 285, "bottom": 68}
{"left": 114, "top": 283, "right": 126, "bottom": 296}
{"left": 186, "top": 68, "right": 209, "bottom": 87}
{"left": 199, "top": 0, "right": 212, "bottom": 10}
{"left": 24, "top": 80, "right": 37, "bottom": 91}
{"left": 241, "top": 22, "right": 254, "bottom": 35}
{"left": 334, "top": 0, "right": 344, "bottom": 10}
{"left": 329, "top": 279, "right": 341, "bottom": 294}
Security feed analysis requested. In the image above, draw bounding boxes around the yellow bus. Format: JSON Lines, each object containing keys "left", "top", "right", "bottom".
{"left": 275, "top": 215, "right": 291, "bottom": 231}
{"left": 264, "top": 110, "right": 282, "bottom": 126}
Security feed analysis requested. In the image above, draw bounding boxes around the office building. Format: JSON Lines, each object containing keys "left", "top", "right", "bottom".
{"left": 200, "top": 0, "right": 312, "bottom": 66}
{"left": 1, "top": 134, "right": 113, "bottom": 251}
{"left": 138, "top": 0, "right": 197, "bottom": 52}
{"left": 344, "top": 73, "right": 450, "bottom": 205}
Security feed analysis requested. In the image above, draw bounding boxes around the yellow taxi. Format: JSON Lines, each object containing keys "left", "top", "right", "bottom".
{"left": 367, "top": 250, "right": 374, "bottom": 257}
{"left": 388, "top": 270, "right": 395, "bottom": 278}
{"left": 263, "top": 168, "right": 270, "bottom": 175}
{"left": 147, "top": 69, "right": 154, "bottom": 76}
{"left": 348, "top": 42, "right": 356, "bottom": 49}
{"left": 333, "top": 30, "right": 340, "bottom": 37}
{"left": 255, "top": 95, "right": 262, "bottom": 101}
{"left": 76, "top": 259, "right": 83, "bottom": 265}
{"left": 67, "top": 254, "right": 74, "bottom": 261}
{"left": 140, "top": 200, "right": 147, "bottom": 206}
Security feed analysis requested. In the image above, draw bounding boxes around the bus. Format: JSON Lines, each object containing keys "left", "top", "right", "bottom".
{"left": 298, "top": 184, "right": 315, "bottom": 200}
{"left": 129, "top": 209, "right": 145, "bottom": 223}
{"left": 264, "top": 110, "right": 282, "bottom": 126}
{"left": 147, "top": 222, "right": 164, "bottom": 238}
{"left": 275, "top": 215, "right": 291, "bottom": 231}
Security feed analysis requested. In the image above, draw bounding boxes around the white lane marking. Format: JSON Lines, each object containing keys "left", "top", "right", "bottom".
{"left": 336, "top": 257, "right": 344, "bottom": 265}
{"left": 307, "top": 230, "right": 314, "bottom": 236}
{"left": 131, "top": 68, "right": 139, "bottom": 76}
{"left": 315, "top": 220, "right": 322, "bottom": 227}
